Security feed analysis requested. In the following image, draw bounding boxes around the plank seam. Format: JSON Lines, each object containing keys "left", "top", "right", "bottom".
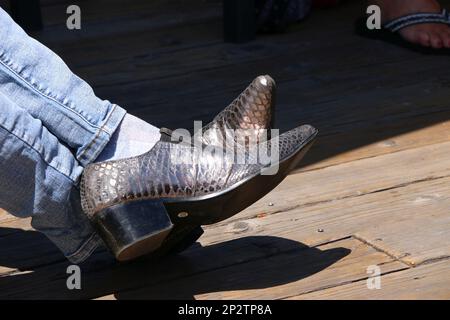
{"left": 353, "top": 234, "right": 417, "bottom": 268}
{"left": 415, "top": 255, "right": 450, "bottom": 267}
{"left": 281, "top": 265, "right": 409, "bottom": 300}
{"left": 297, "top": 134, "right": 450, "bottom": 174}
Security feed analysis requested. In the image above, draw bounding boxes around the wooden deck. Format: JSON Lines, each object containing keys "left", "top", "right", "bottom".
{"left": 0, "top": 0, "right": 450, "bottom": 299}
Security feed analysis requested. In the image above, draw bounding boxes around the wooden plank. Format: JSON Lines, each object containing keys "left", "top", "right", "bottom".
{"left": 99, "top": 238, "right": 406, "bottom": 300}
{"left": 0, "top": 217, "right": 31, "bottom": 237}
{"left": 223, "top": 0, "right": 256, "bottom": 43}
{"left": 200, "top": 174, "right": 450, "bottom": 267}
{"left": 0, "top": 208, "right": 10, "bottom": 223}
{"left": 58, "top": 30, "right": 431, "bottom": 91}
{"left": 292, "top": 260, "right": 450, "bottom": 300}
{"left": 39, "top": 0, "right": 221, "bottom": 28}
{"left": 34, "top": 0, "right": 223, "bottom": 47}
{"left": 301, "top": 116, "right": 450, "bottom": 171}
{"left": 206, "top": 140, "right": 450, "bottom": 227}
{"left": 354, "top": 218, "right": 450, "bottom": 267}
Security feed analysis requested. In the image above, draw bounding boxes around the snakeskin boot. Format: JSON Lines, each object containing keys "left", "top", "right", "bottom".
{"left": 156, "top": 75, "right": 277, "bottom": 256}
{"left": 80, "top": 124, "right": 317, "bottom": 261}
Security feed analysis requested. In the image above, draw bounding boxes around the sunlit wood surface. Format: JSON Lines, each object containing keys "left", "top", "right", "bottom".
{"left": 0, "top": 0, "right": 449, "bottom": 299}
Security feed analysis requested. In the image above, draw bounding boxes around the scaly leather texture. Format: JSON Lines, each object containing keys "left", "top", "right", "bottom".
{"left": 201, "top": 75, "right": 275, "bottom": 149}
{"left": 80, "top": 125, "right": 316, "bottom": 218}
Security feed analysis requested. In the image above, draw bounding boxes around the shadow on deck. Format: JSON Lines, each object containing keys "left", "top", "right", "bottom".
{"left": 0, "top": 226, "right": 349, "bottom": 299}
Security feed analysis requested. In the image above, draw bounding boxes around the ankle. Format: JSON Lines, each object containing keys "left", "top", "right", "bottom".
{"left": 95, "top": 113, "right": 161, "bottom": 162}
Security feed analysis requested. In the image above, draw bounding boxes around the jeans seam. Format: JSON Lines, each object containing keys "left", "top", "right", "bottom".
{"left": 66, "top": 232, "right": 102, "bottom": 263}
{"left": 0, "top": 125, "right": 78, "bottom": 183}
{"left": 0, "top": 52, "right": 104, "bottom": 131}
{"left": 77, "top": 103, "right": 119, "bottom": 164}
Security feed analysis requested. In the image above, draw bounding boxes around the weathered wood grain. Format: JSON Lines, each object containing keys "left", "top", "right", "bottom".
{"left": 293, "top": 260, "right": 450, "bottom": 300}
{"left": 206, "top": 139, "right": 450, "bottom": 228}
{"left": 200, "top": 154, "right": 450, "bottom": 266}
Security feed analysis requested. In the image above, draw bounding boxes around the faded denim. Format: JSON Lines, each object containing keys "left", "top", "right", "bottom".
{"left": 0, "top": 7, "right": 127, "bottom": 263}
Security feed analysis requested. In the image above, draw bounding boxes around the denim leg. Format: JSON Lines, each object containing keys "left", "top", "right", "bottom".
{"left": 0, "top": 92, "right": 102, "bottom": 263}
{"left": 0, "top": 7, "right": 126, "bottom": 166}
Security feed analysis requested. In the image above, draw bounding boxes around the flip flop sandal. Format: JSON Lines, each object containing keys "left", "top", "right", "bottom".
{"left": 355, "top": 9, "right": 450, "bottom": 54}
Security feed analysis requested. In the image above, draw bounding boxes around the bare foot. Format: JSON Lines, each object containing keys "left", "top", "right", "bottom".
{"left": 372, "top": 0, "right": 450, "bottom": 48}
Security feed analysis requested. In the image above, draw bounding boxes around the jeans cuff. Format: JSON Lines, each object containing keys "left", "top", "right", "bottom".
{"left": 66, "top": 232, "right": 104, "bottom": 264}
{"left": 76, "top": 104, "right": 127, "bottom": 167}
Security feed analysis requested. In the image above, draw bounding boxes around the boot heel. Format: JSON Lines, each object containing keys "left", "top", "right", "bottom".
{"left": 92, "top": 199, "right": 173, "bottom": 261}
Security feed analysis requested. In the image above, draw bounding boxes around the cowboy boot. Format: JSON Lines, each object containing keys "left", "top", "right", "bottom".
{"left": 80, "top": 124, "right": 317, "bottom": 261}
{"left": 156, "top": 75, "right": 276, "bottom": 256}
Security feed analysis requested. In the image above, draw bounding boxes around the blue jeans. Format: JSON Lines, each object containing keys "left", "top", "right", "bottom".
{"left": 0, "top": 8, "right": 127, "bottom": 263}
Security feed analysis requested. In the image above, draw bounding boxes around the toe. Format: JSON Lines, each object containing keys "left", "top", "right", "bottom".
{"left": 433, "top": 25, "right": 450, "bottom": 48}
{"left": 429, "top": 32, "right": 443, "bottom": 49}
{"left": 416, "top": 31, "right": 432, "bottom": 47}
{"left": 443, "top": 29, "right": 450, "bottom": 48}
